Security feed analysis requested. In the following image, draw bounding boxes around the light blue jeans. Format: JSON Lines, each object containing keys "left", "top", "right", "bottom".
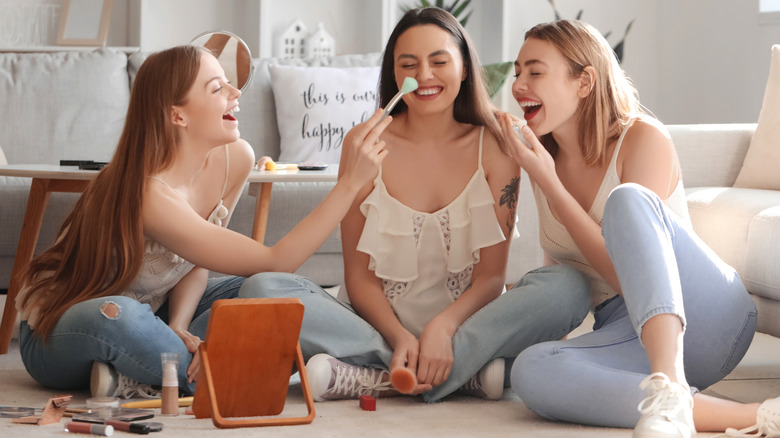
{"left": 240, "top": 263, "right": 590, "bottom": 403}
{"left": 19, "top": 276, "right": 246, "bottom": 395}
{"left": 511, "top": 184, "right": 757, "bottom": 428}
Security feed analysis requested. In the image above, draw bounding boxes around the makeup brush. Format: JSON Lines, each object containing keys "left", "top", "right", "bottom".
{"left": 390, "top": 367, "right": 417, "bottom": 394}
{"left": 375, "top": 77, "right": 418, "bottom": 126}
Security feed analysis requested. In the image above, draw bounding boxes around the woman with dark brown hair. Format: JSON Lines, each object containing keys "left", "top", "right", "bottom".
{"left": 244, "top": 7, "right": 590, "bottom": 403}
{"left": 17, "top": 45, "right": 388, "bottom": 398}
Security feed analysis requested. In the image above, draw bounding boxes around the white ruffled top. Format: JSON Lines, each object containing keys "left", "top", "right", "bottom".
{"left": 345, "top": 127, "right": 511, "bottom": 337}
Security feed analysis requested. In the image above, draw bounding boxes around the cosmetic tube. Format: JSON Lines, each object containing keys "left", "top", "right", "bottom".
{"left": 105, "top": 419, "right": 151, "bottom": 435}
{"left": 64, "top": 421, "right": 114, "bottom": 436}
{"left": 160, "top": 352, "right": 180, "bottom": 416}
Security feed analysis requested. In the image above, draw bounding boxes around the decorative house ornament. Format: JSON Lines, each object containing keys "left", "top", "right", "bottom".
{"left": 304, "top": 22, "right": 335, "bottom": 59}
{"left": 275, "top": 19, "right": 307, "bottom": 59}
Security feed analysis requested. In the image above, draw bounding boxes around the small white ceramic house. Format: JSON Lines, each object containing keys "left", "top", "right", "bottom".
{"left": 276, "top": 19, "right": 308, "bottom": 59}
{"left": 304, "top": 22, "right": 335, "bottom": 59}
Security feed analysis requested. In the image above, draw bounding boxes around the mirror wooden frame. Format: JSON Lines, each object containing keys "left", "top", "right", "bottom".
{"left": 57, "top": 0, "right": 114, "bottom": 46}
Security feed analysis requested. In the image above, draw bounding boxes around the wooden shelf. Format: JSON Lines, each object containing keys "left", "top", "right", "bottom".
{"left": 0, "top": 46, "right": 139, "bottom": 54}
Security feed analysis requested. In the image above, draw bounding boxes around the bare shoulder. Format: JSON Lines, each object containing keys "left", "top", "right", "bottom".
{"left": 227, "top": 138, "right": 255, "bottom": 170}
{"left": 622, "top": 117, "right": 673, "bottom": 152}
{"left": 481, "top": 127, "right": 520, "bottom": 181}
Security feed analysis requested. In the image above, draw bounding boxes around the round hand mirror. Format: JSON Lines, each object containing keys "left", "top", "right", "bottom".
{"left": 190, "top": 30, "right": 255, "bottom": 92}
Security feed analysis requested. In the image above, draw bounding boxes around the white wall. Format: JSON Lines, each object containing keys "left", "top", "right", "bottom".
{"left": 3, "top": 0, "right": 778, "bottom": 124}
{"left": 655, "top": 0, "right": 778, "bottom": 124}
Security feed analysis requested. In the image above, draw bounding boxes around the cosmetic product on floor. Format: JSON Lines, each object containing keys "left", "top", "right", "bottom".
{"left": 71, "top": 407, "right": 154, "bottom": 423}
{"left": 121, "top": 396, "right": 193, "bottom": 409}
{"left": 65, "top": 421, "right": 114, "bottom": 436}
{"left": 86, "top": 397, "right": 119, "bottom": 409}
{"left": 105, "top": 419, "right": 151, "bottom": 435}
{"left": 160, "top": 352, "right": 180, "bottom": 416}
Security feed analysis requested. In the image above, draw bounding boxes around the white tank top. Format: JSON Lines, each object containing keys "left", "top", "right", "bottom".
{"left": 534, "top": 119, "right": 690, "bottom": 308}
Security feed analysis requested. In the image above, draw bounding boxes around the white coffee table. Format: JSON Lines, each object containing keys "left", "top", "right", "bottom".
{"left": 0, "top": 164, "right": 338, "bottom": 354}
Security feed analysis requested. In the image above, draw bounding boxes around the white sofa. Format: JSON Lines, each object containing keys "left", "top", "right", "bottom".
{"left": 1, "top": 49, "right": 778, "bottom": 339}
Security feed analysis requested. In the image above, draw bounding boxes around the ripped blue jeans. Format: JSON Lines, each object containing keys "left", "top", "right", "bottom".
{"left": 19, "top": 276, "right": 245, "bottom": 395}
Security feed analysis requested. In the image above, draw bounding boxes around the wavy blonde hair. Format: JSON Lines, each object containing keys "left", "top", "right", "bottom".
{"left": 20, "top": 45, "right": 205, "bottom": 340}
{"left": 526, "top": 20, "right": 643, "bottom": 166}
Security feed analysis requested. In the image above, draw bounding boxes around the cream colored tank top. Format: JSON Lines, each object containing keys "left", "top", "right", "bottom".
{"left": 18, "top": 145, "right": 232, "bottom": 328}
{"left": 342, "top": 127, "right": 518, "bottom": 337}
{"left": 534, "top": 119, "right": 690, "bottom": 308}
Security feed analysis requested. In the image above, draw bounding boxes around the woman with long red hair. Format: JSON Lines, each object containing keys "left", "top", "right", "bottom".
{"left": 16, "top": 45, "right": 388, "bottom": 398}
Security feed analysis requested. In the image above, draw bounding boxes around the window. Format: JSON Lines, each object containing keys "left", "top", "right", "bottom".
{"left": 760, "top": 0, "right": 780, "bottom": 23}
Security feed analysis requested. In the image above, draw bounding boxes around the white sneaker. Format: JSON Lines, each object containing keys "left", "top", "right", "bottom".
{"left": 633, "top": 373, "right": 696, "bottom": 438}
{"left": 305, "top": 354, "right": 392, "bottom": 402}
{"left": 719, "top": 396, "right": 780, "bottom": 437}
{"left": 90, "top": 361, "right": 161, "bottom": 400}
{"left": 458, "top": 358, "right": 505, "bottom": 400}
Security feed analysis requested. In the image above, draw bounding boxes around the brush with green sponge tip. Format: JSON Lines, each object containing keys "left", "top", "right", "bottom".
{"left": 375, "top": 77, "right": 418, "bottom": 127}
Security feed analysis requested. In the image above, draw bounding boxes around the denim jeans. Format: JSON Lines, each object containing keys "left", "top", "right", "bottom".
{"left": 240, "top": 264, "right": 590, "bottom": 403}
{"left": 19, "top": 275, "right": 246, "bottom": 395}
{"left": 511, "top": 184, "right": 757, "bottom": 428}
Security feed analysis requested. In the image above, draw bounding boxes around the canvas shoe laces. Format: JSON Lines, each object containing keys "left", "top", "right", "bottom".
{"left": 633, "top": 372, "right": 696, "bottom": 438}
{"left": 717, "top": 396, "right": 780, "bottom": 438}
{"left": 458, "top": 358, "right": 505, "bottom": 400}
{"left": 91, "top": 361, "right": 161, "bottom": 400}
{"left": 306, "top": 354, "right": 391, "bottom": 401}
{"left": 113, "top": 373, "right": 162, "bottom": 399}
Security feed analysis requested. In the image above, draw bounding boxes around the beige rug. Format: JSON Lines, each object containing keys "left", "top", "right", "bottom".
{"left": 4, "top": 325, "right": 765, "bottom": 437}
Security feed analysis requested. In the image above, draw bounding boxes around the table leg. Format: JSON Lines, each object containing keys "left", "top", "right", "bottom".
{"left": 0, "top": 179, "right": 52, "bottom": 354}
{"left": 251, "top": 182, "right": 273, "bottom": 242}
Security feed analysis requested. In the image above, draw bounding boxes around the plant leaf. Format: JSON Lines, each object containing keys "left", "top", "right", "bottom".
{"left": 450, "top": 0, "right": 471, "bottom": 18}
{"left": 613, "top": 41, "right": 624, "bottom": 64}
{"left": 452, "top": 0, "right": 472, "bottom": 18}
{"left": 483, "top": 61, "right": 514, "bottom": 98}
{"left": 547, "top": 0, "right": 561, "bottom": 21}
{"left": 459, "top": 10, "right": 473, "bottom": 27}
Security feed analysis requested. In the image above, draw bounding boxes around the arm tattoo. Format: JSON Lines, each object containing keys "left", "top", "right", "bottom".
{"left": 499, "top": 177, "right": 520, "bottom": 231}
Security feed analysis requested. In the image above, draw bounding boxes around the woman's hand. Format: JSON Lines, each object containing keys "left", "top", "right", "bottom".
{"left": 173, "top": 328, "right": 202, "bottom": 383}
{"left": 498, "top": 112, "right": 558, "bottom": 193}
{"left": 339, "top": 109, "right": 391, "bottom": 192}
{"left": 253, "top": 155, "right": 273, "bottom": 170}
{"left": 389, "top": 331, "right": 433, "bottom": 395}
{"left": 417, "top": 317, "right": 455, "bottom": 387}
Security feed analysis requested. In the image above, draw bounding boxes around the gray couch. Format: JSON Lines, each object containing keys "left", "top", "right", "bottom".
{"left": 1, "top": 49, "right": 779, "bottom": 339}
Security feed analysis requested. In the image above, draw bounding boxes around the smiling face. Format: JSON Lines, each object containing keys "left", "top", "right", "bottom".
{"left": 511, "top": 37, "right": 583, "bottom": 136}
{"left": 173, "top": 52, "right": 241, "bottom": 147}
{"left": 393, "top": 24, "right": 466, "bottom": 116}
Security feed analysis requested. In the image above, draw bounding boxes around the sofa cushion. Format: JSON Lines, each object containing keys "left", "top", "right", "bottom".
{"left": 269, "top": 64, "right": 380, "bottom": 164}
{"left": 236, "top": 53, "right": 382, "bottom": 162}
{"left": 687, "top": 187, "right": 780, "bottom": 303}
{"left": 734, "top": 45, "right": 780, "bottom": 190}
{"left": 0, "top": 49, "right": 130, "bottom": 164}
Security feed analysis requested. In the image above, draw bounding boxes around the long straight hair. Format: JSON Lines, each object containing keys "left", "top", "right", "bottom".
{"left": 379, "top": 7, "right": 504, "bottom": 150}
{"left": 20, "top": 46, "right": 204, "bottom": 340}
{"left": 525, "top": 20, "right": 643, "bottom": 166}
